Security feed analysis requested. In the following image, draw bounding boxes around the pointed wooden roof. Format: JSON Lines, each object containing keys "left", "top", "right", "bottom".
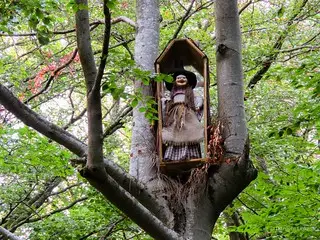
{"left": 155, "top": 38, "right": 208, "bottom": 76}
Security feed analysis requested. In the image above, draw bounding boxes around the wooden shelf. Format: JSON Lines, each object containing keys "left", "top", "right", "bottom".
{"left": 160, "top": 158, "right": 207, "bottom": 175}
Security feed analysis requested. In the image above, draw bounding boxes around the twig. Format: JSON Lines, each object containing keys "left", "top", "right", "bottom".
{"left": 50, "top": 182, "right": 84, "bottom": 196}
{"left": 94, "top": 5, "right": 111, "bottom": 93}
{"left": 102, "top": 106, "right": 132, "bottom": 139}
{"left": 78, "top": 217, "right": 125, "bottom": 240}
{"left": 280, "top": 45, "right": 319, "bottom": 53}
{"left": 171, "top": 0, "right": 196, "bottom": 39}
{"left": 111, "top": 16, "right": 136, "bottom": 28}
{"left": 63, "top": 108, "right": 87, "bottom": 130}
{"left": 242, "top": 192, "right": 267, "bottom": 208}
{"left": 14, "top": 197, "right": 88, "bottom": 228}
{"left": 101, "top": 217, "right": 126, "bottom": 239}
{"left": 236, "top": 197, "right": 259, "bottom": 215}
{"left": 239, "top": 0, "right": 252, "bottom": 15}
{"left": 175, "top": 0, "right": 187, "bottom": 11}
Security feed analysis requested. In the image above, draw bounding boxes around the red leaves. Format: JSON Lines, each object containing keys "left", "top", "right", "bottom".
{"left": 28, "top": 50, "right": 80, "bottom": 94}
{"left": 121, "top": 2, "right": 128, "bottom": 9}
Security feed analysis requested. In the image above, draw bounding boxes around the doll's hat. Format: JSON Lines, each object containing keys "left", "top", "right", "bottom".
{"left": 165, "top": 69, "right": 197, "bottom": 91}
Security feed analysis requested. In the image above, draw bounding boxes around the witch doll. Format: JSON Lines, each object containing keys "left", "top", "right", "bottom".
{"left": 162, "top": 69, "right": 204, "bottom": 161}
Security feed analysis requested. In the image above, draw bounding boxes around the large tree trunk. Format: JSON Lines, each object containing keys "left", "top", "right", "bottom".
{"left": 129, "top": 0, "right": 176, "bottom": 228}
{"left": 129, "top": 0, "right": 257, "bottom": 239}
{"left": 158, "top": 0, "right": 257, "bottom": 239}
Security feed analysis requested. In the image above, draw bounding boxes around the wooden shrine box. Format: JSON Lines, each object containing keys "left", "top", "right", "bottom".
{"left": 155, "top": 38, "right": 210, "bottom": 175}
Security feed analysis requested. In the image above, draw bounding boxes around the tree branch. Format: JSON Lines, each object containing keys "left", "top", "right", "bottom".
{"left": 279, "top": 45, "right": 319, "bottom": 53}
{"left": 75, "top": 0, "right": 97, "bottom": 91}
{"left": 0, "top": 16, "right": 135, "bottom": 37}
{"left": 63, "top": 108, "right": 87, "bottom": 130}
{"left": 171, "top": 0, "right": 195, "bottom": 39}
{"left": 239, "top": 0, "right": 252, "bottom": 15}
{"left": 26, "top": 197, "right": 88, "bottom": 224}
{"left": 0, "top": 84, "right": 87, "bottom": 157}
{"left": 103, "top": 106, "right": 132, "bottom": 138}
{"left": 27, "top": 177, "right": 62, "bottom": 208}
{"left": 50, "top": 182, "right": 84, "bottom": 196}
{"left": 95, "top": 2, "right": 111, "bottom": 92}
{"left": 81, "top": 170, "right": 182, "bottom": 240}
{"left": 247, "top": 0, "right": 309, "bottom": 89}
{"left": 111, "top": 16, "right": 136, "bottom": 28}
{"left": 215, "top": 0, "right": 247, "bottom": 155}
{"left": 79, "top": 217, "right": 125, "bottom": 240}
{"left": 0, "top": 227, "right": 22, "bottom": 240}
{"left": 8, "top": 197, "right": 88, "bottom": 232}
{"left": 0, "top": 83, "right": 175, "bottom": 239}
{"left": 75, "top": 0, "right": 104, "bottom": 171}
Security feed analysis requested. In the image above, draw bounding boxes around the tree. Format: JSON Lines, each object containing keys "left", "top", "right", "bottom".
{"left": 0, "top": 0, "right": 319, "bottom": 239}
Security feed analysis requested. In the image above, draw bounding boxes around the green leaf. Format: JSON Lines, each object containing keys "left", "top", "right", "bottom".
{"left": 106, "top": 0, "right": 118, "bottom": 9}
{"left": 37, "top": 32, "right": 50, "bottom": 45}
{"left": 277, "top": 6, "right": 285, "bottom": 17}
{"left": 77, "top": 3, "right": 88, "bottom": 11}
{"left": 131, "top": 98, "right": 138, "bottom": 108}
{"left": 139, "top": 107, "right": 146, "bottom": 112}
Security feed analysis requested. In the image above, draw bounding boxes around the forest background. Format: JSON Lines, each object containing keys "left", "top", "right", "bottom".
{"left": 0, "top": 0, "right": 319, "bottom": 239}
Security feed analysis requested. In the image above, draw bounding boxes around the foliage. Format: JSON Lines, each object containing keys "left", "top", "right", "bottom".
{"left": 0, "top": 0, "right": 319, "bottom": 239}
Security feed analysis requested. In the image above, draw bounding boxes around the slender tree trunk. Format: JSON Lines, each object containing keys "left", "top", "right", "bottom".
{"left": 129, "top": 0, "right": 176, "bottom": 227}
{"left": 215, "top": 0, "right": 246, "bottom": 155}
{"left": 130, "top": 0, "right": 160, "bottom": 182}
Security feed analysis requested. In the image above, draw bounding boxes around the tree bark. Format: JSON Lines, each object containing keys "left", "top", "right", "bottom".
{"left": 129, "top": 0, "right": 160, "bottom": 182}
{"left": 75, "top": 0, "right": 105, "bottom": 173}
{"left": 215, "top": 0, "right": 246, "bottom": 156}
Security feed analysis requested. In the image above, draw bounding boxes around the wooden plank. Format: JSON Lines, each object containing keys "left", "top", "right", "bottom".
{"left": 155, "top": 39, "right": 177, "bottom": 64}
{"left": 160, "top": 158, "right": 207, "bottom": 165}
{"left": 160, "top": 158, "right": 207, "bottom": 175}
{"left": 185, "top": 38, "right": 206, "bottom": 58}
{"left": 156, "top": 63, "right": 164, "bottom": 164}
{"left": 203, "top": 57, "right": 208, "bottom": 158}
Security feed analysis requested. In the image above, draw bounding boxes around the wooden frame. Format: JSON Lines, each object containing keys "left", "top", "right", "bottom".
{"left": 155, "top": 38, "right": 210, "bottom": 174}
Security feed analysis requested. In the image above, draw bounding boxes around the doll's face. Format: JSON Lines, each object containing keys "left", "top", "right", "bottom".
{"left": 175, "top": 75, "right": 188, "bottom": 86}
